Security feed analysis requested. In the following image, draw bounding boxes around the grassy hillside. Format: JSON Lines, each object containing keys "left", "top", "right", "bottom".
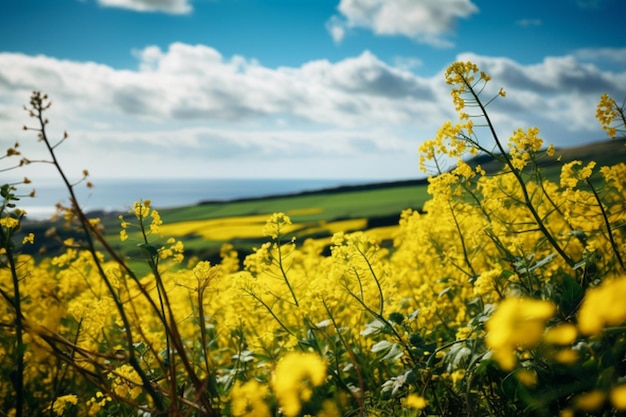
{"left": 19, "top": 137, "right": 625, "bottom": 263}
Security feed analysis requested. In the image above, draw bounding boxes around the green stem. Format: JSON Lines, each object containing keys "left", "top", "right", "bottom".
{"left": 459, "top": 75, "right": 575, "bottom": 268}
{"left": 586, "top": 178, "right": 625, "bottom": 271}
{"left": 276, "top": 237, "right": 299, "bottom": 307}
{"left": 29, "top": 93, "right": 166, "bottom": 411}
{"left": 5, "top": 238, "right": 24, "bottom": 417}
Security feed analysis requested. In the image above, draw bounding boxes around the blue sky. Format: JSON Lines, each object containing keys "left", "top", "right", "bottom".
{"left": 1, "top": 0, "right": 625, "bottom": 182}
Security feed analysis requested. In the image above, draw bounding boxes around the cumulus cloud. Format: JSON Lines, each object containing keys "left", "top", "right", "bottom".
{"left": 456, "top": 52, "right": 626, "bottom": 134}
{"left": 457, "top": 52, "right": 624, "bottom": 96}
{"left": 575, "top": 47, "right": 626, "bottom": 64}
{"left": 0, "top": 44, "right": 439, "bottom": 128}
{"left": 328, "top": 0, "right": 479, "bottom": 46}
{"left": 97, "top": 0, "right": 192, "bottom": 14}
{"left": 1, "top": 44, "right": 625, "bottom": 180}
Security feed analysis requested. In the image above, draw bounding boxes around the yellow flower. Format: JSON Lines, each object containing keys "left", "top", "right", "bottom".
{"left": 133, "top": 200, "right": 150, "bottom": 219}
{"left": 263, "top": 212, "right": 293, "bottom": 239}
{"left": 560, "top": 161, "right": 582, "bottom": 189}
{"left": 578, "top": 275, "right": 626, "bottom": 335}
{"left": 272, "top": 351, "right": 326, "bottom": 417}
{"left": 579, "top": 161, "right": 596, "bottom": 180}
{"left": 21, "top": 232, "right": 35, "bottom": 245}
{"left": 544, "top": 323, "right": 577, "bottom": 345}
{"left": 486, "top": 297, "right": 555, "bottom": 370}
{"left": 515, "top": 368, "right": 538, "bottom": 387}
{"left": 573, "top": 390, "right": 606, "bottom": 412}
{"left": 404, "top": 394, "right": 427, "bottom": 409}
{"left": 0, "top": 216, "right": 19, "bottom": 229}
{"left": 150, "top": 209, "right": 163, "bottom": 234}
{"left": 50, "top": 394, "right": 78, "bottom": 416}
{"left": 596, "top": 93, "right": 622, "bottom": 138}
{"left": 610, "top": 384, "right": 626, "bottom": 410}
{"left": 473, "top": 268, "right": 500, "bottom": 296}
{"left": 108, "top": 364, "right": 143, "bottom": 400}
{"left": 230, "top": 380, "right": 271, "bottom": 417}
{"left": 86, "top": 391, "right": 111, "bottom": 414}
{"left": 553, "top": 348, "right": 578, "bottom": 364}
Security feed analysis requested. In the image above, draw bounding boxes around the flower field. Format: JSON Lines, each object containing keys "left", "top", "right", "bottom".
{"left": 1, "top": 62, "right": 626, "bottom": 417}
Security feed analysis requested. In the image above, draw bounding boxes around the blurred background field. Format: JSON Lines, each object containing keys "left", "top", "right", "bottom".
{"left": 18, "top": 138, "right": 626, "bottom": 265}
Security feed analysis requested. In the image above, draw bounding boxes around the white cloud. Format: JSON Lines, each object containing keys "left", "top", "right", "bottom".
{"left": 328, "top": 0, "right": 479, "bottom": 46}
{"left": 575, "top": 47, "right": 626, "bottom": 64}
{"left": 1, "top": 45, "right": 624, "bottom": 181}
{"left": 325, "top": 15, "right": 346, "bottom": 43}
{"left": 97, "top": 0, "right": 192, "bottom": 14}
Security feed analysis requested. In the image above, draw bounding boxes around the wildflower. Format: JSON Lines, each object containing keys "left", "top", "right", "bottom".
{"left": 552, "top": 348, "right": 578, "bottom": 364}
{"left": 544, "top": 323, "right": 577, "bottom": 345}
{"left": 0, "top": 216, "right": 19, "bottom": 229}
{"left": 573, "top": 390, "right": 606, "bottom": 412}
{"left": 560, "top": 161, "right": 582, "bottom": 189}
{"left": 50, "top": 394, "right": 78, "bottom": 416}
{"left": 515, "top": 368, "right": 538, "bottom": 387}
{"left": 272, "top": 351, "right": 326, "bottom": 417}
{"left": 230, "top": 380, "right": 271, "bottom": 417}
{"left": 486, "top": 297, "right": 555, "bottom": 370}
{"left": 610, "top": 385, "right": 626, "bottom": 410}
{"left": 108, "top": 364, "right": 143, "bottom": 400}
{"left": 508, "top": 127, "right": 543, "bottom": 171}
{"left": 150, "top": 209, "right": 163, "bottom": 234}
{"left": 596, "top": 93, "right": 623, "bottom": 138}
{"left": 263, "top": 212, "right": 292, "bottom": 239}
{"left": 21, "top": 232, "right": 35, "bottom": 245}
{"left": 579, "top": 161, "right": 596, "bottom": 180}
{"left": 404, "top": 394, "right": 427, "bottom": 409}
{"left": 86, "top": 392, "right": 111, "bottom": 414}
{"left": 578, "top": 275, "right": 626, "bottom": 335}
{"left": 133, "top": 200, "right": 150, "bottom": 219}
{"left": 473, "top": 268, "right": 500, "bottom": 296}
{"left": 600, "top": 163, "right": 626, "bottom": 192}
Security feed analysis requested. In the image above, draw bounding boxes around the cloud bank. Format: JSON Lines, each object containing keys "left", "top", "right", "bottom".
{"left": 0, "top": 44, "right": 624, "bottom": 180}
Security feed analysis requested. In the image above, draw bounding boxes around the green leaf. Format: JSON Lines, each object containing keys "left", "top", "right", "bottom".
{"left": 557, "top": 274, "right": 584, "bottom": 317}
{"left": 137, "top": 242, "right": 158, "bottom": 258}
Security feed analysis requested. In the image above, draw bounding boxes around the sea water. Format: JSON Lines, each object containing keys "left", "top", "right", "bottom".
{"left": 15, "top": 178, "right": 371, "bottom": 220}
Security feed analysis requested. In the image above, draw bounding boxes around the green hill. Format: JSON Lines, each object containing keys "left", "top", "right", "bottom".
{"left": 18, "top": 138, "right": 626, "bottom": 263}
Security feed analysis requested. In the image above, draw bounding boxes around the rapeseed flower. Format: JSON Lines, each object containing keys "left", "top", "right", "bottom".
{"left": 486, "top": 297, "right": 555, "bottom": 370}
{"left": 578, "top": 275, "right": 626, "bottom": 335}
{"left": 404, "top": 394, "right": 427, "bottom": 409}
{"left": 49, "top": 394, "right": 78, "bottom": 416}
{"left": 543, "top": 323, "right": 577, "bottom": 345}
{"left": 272, "top": 351, "right": 326, "bottom": 417}
{"left": 610, "top": 385, "right": 626, "bottom": 410}
{"left": 230, "top": 380, "right": 271, "bottom": 417}
{"left": 108, "top": 364, "right": 143, "bottom": 400}
{"left": 573, "top": 390, "right": 606, "bottom": 412}
{"left": 596, "top": 93, "right": 623, "bottom": 138}
{"left": 21, "top": 232, "right": 34, "bottom": 244}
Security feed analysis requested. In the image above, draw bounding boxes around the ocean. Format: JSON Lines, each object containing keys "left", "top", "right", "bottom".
{"left": 15, "top": 178, "right": 373, "bottom": 220}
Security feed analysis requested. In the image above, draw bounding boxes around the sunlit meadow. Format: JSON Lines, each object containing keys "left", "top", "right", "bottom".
{"left": 1, "top": 62, "right": 626, "bottom": 417}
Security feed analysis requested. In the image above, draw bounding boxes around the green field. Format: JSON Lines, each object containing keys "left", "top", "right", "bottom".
{"left": 20, "top": 137, "right": 626, "bottom": 263}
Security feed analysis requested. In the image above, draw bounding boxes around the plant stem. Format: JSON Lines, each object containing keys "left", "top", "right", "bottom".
{"left": 460, "top": 76, "right": 576, "bottom": 268}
